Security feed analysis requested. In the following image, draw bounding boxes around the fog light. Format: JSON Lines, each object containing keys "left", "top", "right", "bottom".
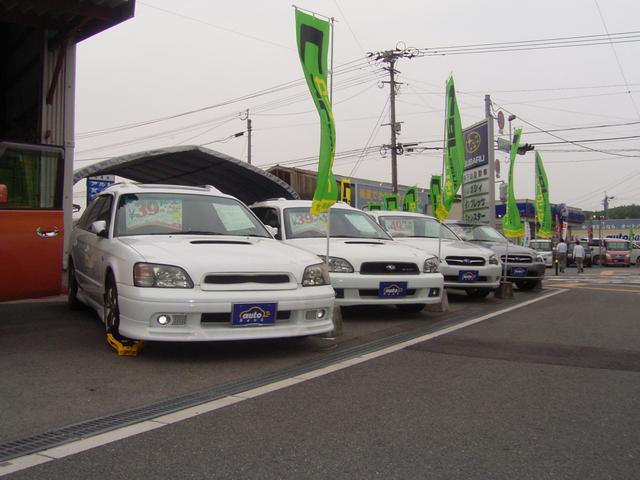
{"left": 157, "top": 315, "right": 171, "bottom": 325}
{"left": 305, "top": 309, "right": 327, "bottom": 321}
{"left": 428, "top": 288, "right": 440, "bottom": 298}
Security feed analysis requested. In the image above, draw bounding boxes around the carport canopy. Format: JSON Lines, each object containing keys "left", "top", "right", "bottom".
{"left": 73, "top": 146, "right": 299, "bottom": 205}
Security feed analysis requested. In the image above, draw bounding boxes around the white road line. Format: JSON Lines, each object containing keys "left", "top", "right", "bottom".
{"left": 0, "top": 289, "right": 565, "bottom": 477}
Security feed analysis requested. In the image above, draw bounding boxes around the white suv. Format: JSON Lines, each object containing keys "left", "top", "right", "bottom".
{"left": 68, "top": 184, "right": 335, "bottom": 341}
{"left": 250, "top": 200, "right": 444, "bottom": 312}
{"left": 368, "top": 211, "right": 501, "bottom": 298}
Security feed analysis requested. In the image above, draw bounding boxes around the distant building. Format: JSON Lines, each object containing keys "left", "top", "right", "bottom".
{"left": 267, "top": 165, "right": 463, "bottom": 218}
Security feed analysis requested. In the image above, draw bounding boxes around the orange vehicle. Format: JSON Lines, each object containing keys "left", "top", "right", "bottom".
{"left": 0, "top": 143, "right": 65, "bottom": 301}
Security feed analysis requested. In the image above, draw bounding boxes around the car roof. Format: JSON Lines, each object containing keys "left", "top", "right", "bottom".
{"left": 100, "top": 183, "right": 229, "bottom": 198}
{"left": 368, "top": 210, "right": 438, "bottom": 220}
{"left": 250, "top": 199, "right": 357, "bottom": 210}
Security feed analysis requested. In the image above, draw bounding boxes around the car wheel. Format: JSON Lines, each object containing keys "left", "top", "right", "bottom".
{"left": 67, "top": 261, "right": 82, "bottom": 310}
{"left": 515, "top": 280, "right": 538, "bottom": 291}
{"left": 465, "top": 288, "right": 492, "bottom": 299}
{"left": 396, "top": 303, "right": 426, "bottom": 313}
{"left": 104, "top": 274, "right": 121, "bottom": 336}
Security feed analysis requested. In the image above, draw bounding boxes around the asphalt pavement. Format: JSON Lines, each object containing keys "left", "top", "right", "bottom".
{"left": 2, "top": 271, "right": 640, "bottom": 479}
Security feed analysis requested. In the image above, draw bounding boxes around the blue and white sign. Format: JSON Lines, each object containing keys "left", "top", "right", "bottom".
{"left": 87, "top": 175, "right": 115, "bottom": 203}
{"left": 378, "top": 281, "right": 408, "bottom": 298}
{"left": 232, "top": 303, "right": 277, "bottom": 327}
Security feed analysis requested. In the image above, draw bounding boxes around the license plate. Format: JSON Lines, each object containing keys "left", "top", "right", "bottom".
{"left": 379, "top": 281, "right": 408, "bottom": 298}
{"left": 511, "top": 266, "right": 528, "bottom": 277}
{"left": 458, "top": 270, "right": 479, "bottom": 282}
{"left": 231, "top": 303, "right": 277, "bottom": 327}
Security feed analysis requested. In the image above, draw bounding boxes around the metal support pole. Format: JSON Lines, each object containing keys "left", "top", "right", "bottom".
{"left": 246, "top": 109, "right": 252, "bottom": 165}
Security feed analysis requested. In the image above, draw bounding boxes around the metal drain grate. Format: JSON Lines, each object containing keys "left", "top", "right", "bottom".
{"left": 0, "top": 301, "right": 508, "bottom": 463}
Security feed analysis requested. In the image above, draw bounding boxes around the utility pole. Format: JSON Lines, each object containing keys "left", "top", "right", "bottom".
{"left": 388, "top": 58, "right": 399, "bottom": 193}
{"left": 240, "top": 109, "right": 252, "bottom": 164}
{"left": 603, "top": 192, "right": 614, "bottom": 220}
{"left": 368, "top": 47, "right": 419, "bottom": 194}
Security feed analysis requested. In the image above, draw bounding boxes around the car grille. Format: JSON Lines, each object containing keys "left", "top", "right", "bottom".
{"left": 443, "top": 275, "right": 489, "bottom": 282}
{"left": 203, "top": 274, "right": 290, "bottom": 284}
{"left": 201, "top": 311, "right": 291, "bottom": 323}
{"left": 445, "top": 256, "right": 486, "bottom": 266}
{"left": 360, "top": 262, "right": 420, "bottom": 275}
{"left": 359, "top": 289, "right": 417, "bottom": 297}
{"left": 500, "top": 255, "right": 532, "bottom": 264}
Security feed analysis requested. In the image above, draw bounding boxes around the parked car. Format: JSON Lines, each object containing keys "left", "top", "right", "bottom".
{"left": 631, "top": 242, "right": 640, "bottom": 265}
{"left": 367, "top": 210, "right": 501, "bottom": 298}
{"left": 601, "top": 239, "right": 631, "bottom": 267}
{"left": 250, "top": 200, "right": 444, "bottom": 312}
{"left": 68, "top": 184, "right": 336, "bottom": 341}
{"left": 446, "top": 222, "right": 546, "bottom": 290}
{"left": 528, "top": 239, "right": 554, "bottom": 268}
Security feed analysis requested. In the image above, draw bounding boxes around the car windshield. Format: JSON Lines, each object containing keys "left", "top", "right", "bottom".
{"left": 529, "top": 240, "right": 553, "bottom": 252}
{"left": 283, "top": 207, "right": 391, "bottom": 240}
{"left": 114, "top": 193, "right": 270, "bottom": 238}
{"left": 378, "top": 215, "right": 459, "bottom": 240}
{"left": 605, "top": 240, "right": 630, "bottom": 251}
{"left": 448, "top": 224, "right": 507, "bottom": 243}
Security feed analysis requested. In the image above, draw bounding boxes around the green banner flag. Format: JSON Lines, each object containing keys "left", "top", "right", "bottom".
{"left": 435, "top": 76, "right": 465, "bottom": 220}
{"left": 629, "top": 226, "right": 635, "bottom": 242}
{"left": 503, "top": 128, "right": 524, "bottom": 238}
{"left": 384, "top": 193, "right": 399, "bottom": 211}
{"left": 430, "top": 176, "right": 443, "bottom": 218}
{"left": 535, "top": 151, "right": 553, "bottom": 239}
{"left": 403, "top": 186, "right": 418, "bottom": 212}
{"left": 295, "top": 9, "right": 337, "bottom": 215}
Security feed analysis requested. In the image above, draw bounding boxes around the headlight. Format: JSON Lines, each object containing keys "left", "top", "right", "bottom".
{"left": 134, "top": 263, "right": 194, "bottom": 288}
{"left": 423, "top": 256, "right": 440, "bottom": 273}
{"left": 318, "top": 255, "right": 354, "bottom": 273}
{"left": 536, "top": 256, "right": 545, "bottom": 263}
{"left": 302, "top": 262, "right": 331, "bottom": 286}
{"left": 488, "top": 254, "right": 499, "bottom": 265}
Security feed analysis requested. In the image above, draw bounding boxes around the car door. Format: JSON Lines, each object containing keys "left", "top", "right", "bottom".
{"left": 74, "top": 195, "right": 114, "bottom": 303}
{"left": 0, "top": 143, "right": 65, "bottom": 301}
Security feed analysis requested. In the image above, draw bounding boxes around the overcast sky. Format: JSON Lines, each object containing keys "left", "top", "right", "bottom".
{"left": 74, "top": 0, "right": 640, "bottom": 212}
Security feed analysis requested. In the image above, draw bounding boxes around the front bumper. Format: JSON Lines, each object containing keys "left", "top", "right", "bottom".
{"left": 330, "top": 272, "right": 444, "bottom": 306}
{"left": 116, "top": 283, "right": 335, "bottom": 341}
{"left": 440, "top": 264, "right": 501, "bottom": 290}
{"left": 503, "top": 263, "right": 546, "bottom": 282}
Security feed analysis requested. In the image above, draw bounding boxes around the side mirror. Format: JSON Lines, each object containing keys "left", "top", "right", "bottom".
{"left": 265, "top": 225, "right": 279, "bottom": 239}
{"left": 0, "top": 184, "right": 7, "bottom": 204}
{"left": 90, "top": 220, "right": 108, "bottom": 238}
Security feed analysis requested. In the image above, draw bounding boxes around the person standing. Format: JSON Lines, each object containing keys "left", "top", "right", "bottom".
{"left": 573, "top": 239, "right": 586, "bottom": 273}
{"left": 557, "top": 238, "right": 568, "bottom": 272}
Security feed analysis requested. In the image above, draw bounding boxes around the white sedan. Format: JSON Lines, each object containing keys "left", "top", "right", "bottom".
{"left": 250, "top": 200, "right": 444, "bottom": 312}
{"left": 369, "top": 211, "right": 501, "bottom": 298}
{"left": 68, "top": 183, "right": 335, "bottom": 341}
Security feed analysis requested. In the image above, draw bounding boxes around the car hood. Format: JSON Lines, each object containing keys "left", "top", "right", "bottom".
{"left": 393, "top": 237, "right": 496, "bottom": 259}
{"left": 472, "top": 240, "right": 539, "bottom": 257}
{"left": 284, "top": 237, "right": 428, "bottom": 269}
{"left": 118, "top": 235, "right": 321, "bottom": 281}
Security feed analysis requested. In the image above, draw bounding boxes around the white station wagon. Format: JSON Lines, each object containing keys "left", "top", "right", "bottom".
{"left": 250, "top": 200, "right": 444, "bottom": 312}
{"left": 68, "top": 184, "right": 335, "bottom": 341}
{"left": 368, "top": 211, "right": 501, "bottom": 298}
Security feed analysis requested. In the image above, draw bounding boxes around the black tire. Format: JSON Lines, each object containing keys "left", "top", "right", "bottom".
{"left": 104, "top": 274, "right": 121, "bottom": 337}
{"left": 515, "top": 280, "right": 538, "bottom": 291}
{"left": 465, "top": 288, "right": 492, "bottom": 299}
{"left": 396, "top": 303, "right": 426, "bottom": 313}
{"left": 67, "top": 261, "right": 82, "bottom": 310}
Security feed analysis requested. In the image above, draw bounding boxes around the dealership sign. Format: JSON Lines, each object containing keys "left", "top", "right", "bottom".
{"left": 462, "top": 120, "right": 492, "bottom": 224}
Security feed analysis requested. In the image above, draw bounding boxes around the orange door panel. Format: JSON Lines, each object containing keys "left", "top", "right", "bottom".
{"left": 0, "top": 210, "right": 63, "bottom": 301}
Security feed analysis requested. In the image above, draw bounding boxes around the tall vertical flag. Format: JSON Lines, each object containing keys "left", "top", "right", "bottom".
{"left": 502, "top": 128, "right": 524, "bottom": 238}
{"left": 435, "top": 76, "right": 465, "bottom": 221}
{"left": 295, "top": 9, "right": 337, "bottom": 214}
{"left": 430, "top": 176, "right": 443, "bottom": 217}
{"left": 403, "top": 186, "right": 418, "bottom": 212}
{"left": 534, "top": 152, "right": 553, "bottom": 238}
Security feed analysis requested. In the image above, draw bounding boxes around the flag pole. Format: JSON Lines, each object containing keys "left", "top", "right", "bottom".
{"left": 437, "top": 78, "right": 448, "bottom": 264}
{"left": 324, "top": 16, "right": 335, "bottom": 268}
